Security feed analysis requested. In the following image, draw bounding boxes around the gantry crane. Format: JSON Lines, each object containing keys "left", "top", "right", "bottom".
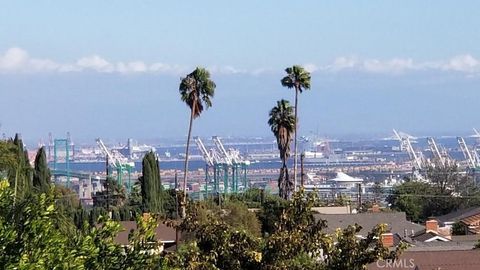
{"left": 457, "top": 137, "right": 478, "bottom": 168}
{"left": 426, "top": 137, "right": 452, "bottom": 168}
{"left": 96, "top": 138, "right": 135, "bottom": 191}
{"left": 212, "top": 136, "right": 249, "bottom": 193}
{"left": 195, "top": 136, "right": 221, "bottom": 194}
{"left": 195, "top": 136, "right": 249, "bottom": 195}
{"left": 393, "top": 129, "right": 425, "bottom": 171}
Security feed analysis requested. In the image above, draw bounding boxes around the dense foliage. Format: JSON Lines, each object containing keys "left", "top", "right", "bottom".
{"left": 139, "top": 151, "right": 164, "bottom": 213}
{"left": 33, "top": 146, "right": 51, "bottom": 193}
{"left": 0, "top": 169, "right": 402, "bottom": 269}
{"left": 0, "top": 180, "right": 167, "bottom": 269}
{"left": 387, "top": 164, "right": 480, "bottom": 222}
{"left": 169, "top": 190, "right": 404, "bottom": 270}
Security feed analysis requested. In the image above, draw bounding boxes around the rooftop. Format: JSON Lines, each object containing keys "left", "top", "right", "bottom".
{"left": 436, "top": 207, "right": 480, "bottom": 224}
{"left": 314, "top": 212, "right": 424, "bottom": 237}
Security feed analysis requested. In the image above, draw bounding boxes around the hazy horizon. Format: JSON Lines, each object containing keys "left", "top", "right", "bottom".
{"left": 1, "top": 1, "right": 480, "bottom": 145}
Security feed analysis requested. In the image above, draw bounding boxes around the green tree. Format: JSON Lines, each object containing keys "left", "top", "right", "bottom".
{"left": 7, "top": 134, "right": 33, "bottom": 200}
{"left": 257, "top": 193, "right": 288, "bottom": 234}
{"left": 139, "top": 151, "right": 163, "bottom": 213}
{"left": 451, "top": 221, "right": 466, "bottom": 235}
{"left": 179, "top": 67, "right": 216, "bottom": 217}
{"left": 0, "top": 179, "right": 168, "bottom": 269}
{"left": 322, "top": 224, "right": 402, "bottom": 270}
{"left": 262, "top": 190, "right": 403, "bottom": 270}
{"left": 388, "top": 165, "right": 480, "bottom": 222}
{"left": 281, "top": 66, "right": 311, "bottom": 190}
{"left": 268, "top": 99, "right": 296, "bottom": 199}
{"left": 0, "top": 180, "right": 80, "bottom": 268}
{"left": 0, "top": 140, "right": 17, "bottom": 178}
{"left": 387, "top": 181, "right": 432, "bottom": 222}
{"left": 170, "top": 201, "right": 262, "bottom": 270}
{"left": 127, "top": 181, "right": 143, "bottom": 209}
{"left": 171, "top": 189, "right": 403, "bottom": 270}
{"left": 93, "top": 177, "right": 127, "bottom": 210}
{"left": 33, "top": 146, "right": 51, "bottom": 193}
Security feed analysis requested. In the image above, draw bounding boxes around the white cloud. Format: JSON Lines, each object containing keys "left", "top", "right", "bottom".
{"left": 0, "top": 48, "right": 29, "bottom": 70}
{"left": 362, "top": 58, "right": 416, "bottom": 74}
{"left": 1, "top": 47, "right": 480, "bottom": 76}
{"left": 303, "top": 63, "right": 318, "bottom": 73}
{"left": 76, "top": 55, "right": 114, "bottom": 72}
{"left": 327, "top": 56, "right": 358, "bottom": 71}
{"left": 0, "top": 47, "right": 190, "bottom": 75}
{"left": 441, "top": 54, "right": 479, "bottom": 73}
{"left": 322, "top": 55, "right": 480, "bottom": 75}
{"left": 208, "top": 65, "right": 247, "bottom": 75}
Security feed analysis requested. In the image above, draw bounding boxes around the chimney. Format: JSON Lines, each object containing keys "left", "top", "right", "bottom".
{"left": 381, "top": 233, "right": 394, "bottom": 248}
{"left": 426, "top": 219, "right": 438, "bottom": 233}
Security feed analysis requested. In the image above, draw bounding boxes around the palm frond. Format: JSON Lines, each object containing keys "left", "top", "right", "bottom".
{"left": 268, "top": 99, "right": 295, "bottom": 156}
{"left": 280, "top": 65, "right": 311, "bottom": 93}
{"left": 179, "top": 67, "right": 216, "bottom": 119}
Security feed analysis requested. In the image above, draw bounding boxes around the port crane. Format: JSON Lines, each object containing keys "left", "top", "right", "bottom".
{"left": 195, "top": 136, "right": 215, "bottom": 166}
{"left": 96, "top": 138, "right": 135, "bottom": 191}
{"left": 212, "top": 136, "right": 249, "bottom": 193}
{"left": 426, "top": 137, "right": 453, "bottom": 168}
{"left": 195, "top": 136, "right": 249, "bottom": 195}
{"left": 472, "top": 128, "right": 480, "bottom": 147}
{"left": 457, "top": 137, "right": 479, "bottom": 168}
{"left": 474, "top": 128, "right": 480, "bottom": 137}
{"left": 393, "top": 129, "right": 425, "bottom": 171}
{"left": 194, "top": 136, "right": 227, "bottom": 194}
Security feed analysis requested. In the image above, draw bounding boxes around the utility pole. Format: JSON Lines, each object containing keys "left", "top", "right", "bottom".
{"left": 300, "top": 152, "right": 305, "bottom": 188}
{"left": 174, "top": 170, "right": 179, "bottom": 217}
{"left": 106, "top": 155, "right": 110, "bottom": 212}
{"left": 357, "top": 183, "right": 362, "bottom": 210}
{"left": 174, "top": 170, "right": 180, "bottom": 250}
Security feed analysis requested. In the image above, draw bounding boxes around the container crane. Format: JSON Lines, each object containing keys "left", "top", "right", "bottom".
{"left": 457, "top": 137, "right": 478, "bottom": 168}
{"left": 195, "top": 136, "right": 233, "bottom": 195}
{"left": 96, "top": 138, "right": 135, "bottom": 191}
{"left": 393, "top": 129, "right": 424, "bottom": 171}
{"left": 212, "top": 136, "right": 250, "bottom": 193}
{"left": 458, "top": 136, "right": 480, "bottom": 173}
{"left": 427, "top": 137, "right": 445, "bottom": 168}
{"left": 194, "top": 136, "right": 215, "bottom": 166}
{"left": 212, "top": 136, "right": 233, "bottom": 165}
{"left": 474, "top": 128, "right": 480, "bottom": 138}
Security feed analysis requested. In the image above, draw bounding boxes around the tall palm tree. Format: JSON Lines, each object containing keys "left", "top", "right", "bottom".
{"left": 268, "top": 99, "right": 296, "bottom": 199}
{"left": 281, "top": 65, "right": 311, "bottom": 191}
{"left": 179, "top": 67, "right": 216, "bottom": 217}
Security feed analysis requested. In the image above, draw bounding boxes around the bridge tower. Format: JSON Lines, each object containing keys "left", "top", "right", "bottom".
{"left": 53, "top": 136, "right": 71, "bottom": 187}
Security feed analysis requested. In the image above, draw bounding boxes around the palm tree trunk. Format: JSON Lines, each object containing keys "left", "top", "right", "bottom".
{"left": 182, "top": 104, "right": 195, "bottom": 218}
{"left": 278, "top": 153, "right": 293, "bottom": 200}
{"left": 278, "top": 165, "right": 284, "bottom": 199}
{"left": 293, "top": 87, "right": 299, "bottom": 193}
{"left": 285, "top": 164, "right": 290, "bottom": 199}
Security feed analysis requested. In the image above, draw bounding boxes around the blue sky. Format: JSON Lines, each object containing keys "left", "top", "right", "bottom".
{"left": 1, "top": 1, "right": 480, "bottom": 143}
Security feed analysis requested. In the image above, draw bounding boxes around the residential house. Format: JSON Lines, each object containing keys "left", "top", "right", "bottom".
{"left": 115, "top": 221, "right": 177, "bottom": 251}
{"left": 436, "top": 206, "right": 480, "bottom": 234}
